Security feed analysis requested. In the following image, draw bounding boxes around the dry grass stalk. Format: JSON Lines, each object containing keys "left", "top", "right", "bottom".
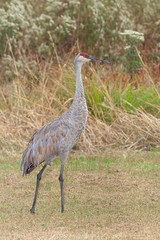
{"left": 0, "top": 52, "right": 160, "bottom": 154}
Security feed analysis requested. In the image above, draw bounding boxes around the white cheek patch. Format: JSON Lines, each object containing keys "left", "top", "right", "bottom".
{"left": 79, "top": 56, "right": 90, "bottom": 62}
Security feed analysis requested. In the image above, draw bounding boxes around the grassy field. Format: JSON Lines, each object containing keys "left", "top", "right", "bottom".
{"left": 1, "top": 149, "right": 160, "bottom": 240}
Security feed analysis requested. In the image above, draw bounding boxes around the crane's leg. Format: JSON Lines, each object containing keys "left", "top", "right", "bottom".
{"left": 59, "top": 164, "right": 64, "bottom": 213}
{"left": 30, "top": 164, "right": 47, "bottom": 214}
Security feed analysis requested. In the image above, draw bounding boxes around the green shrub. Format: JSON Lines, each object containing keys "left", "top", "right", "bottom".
{"left": 0, "top": 0, "right": 159, "bottom": 59}
{"left": 85, "top": 75, "right": 160, "bottom": 122}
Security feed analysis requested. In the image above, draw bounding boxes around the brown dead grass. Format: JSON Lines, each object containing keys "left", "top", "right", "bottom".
{"left": 0, "top": 55, "right": 160, "bottom": 154}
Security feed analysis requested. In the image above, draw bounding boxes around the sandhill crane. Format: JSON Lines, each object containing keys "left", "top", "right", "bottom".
{"left": 21, "top": 53, "right": 108, "bottom": 214}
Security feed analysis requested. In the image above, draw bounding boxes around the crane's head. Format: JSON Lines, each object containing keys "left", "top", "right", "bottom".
{"left": 74, "top": 53, "right": 109, "bottom": 66}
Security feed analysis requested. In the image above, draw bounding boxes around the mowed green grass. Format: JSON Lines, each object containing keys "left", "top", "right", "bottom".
{"left": 0, "top": 150, "right": 160, "bottom": 240}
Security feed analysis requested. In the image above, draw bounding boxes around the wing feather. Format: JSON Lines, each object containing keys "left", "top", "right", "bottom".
{"left": 21, "top": 116, "right": 69, "bottom": 175}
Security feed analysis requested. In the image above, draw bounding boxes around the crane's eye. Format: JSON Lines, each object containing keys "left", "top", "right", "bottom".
{"left": 80, "top": 53, "right": 89, "bottom": 58}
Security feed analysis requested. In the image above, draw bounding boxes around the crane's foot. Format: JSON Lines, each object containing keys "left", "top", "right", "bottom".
{"left": 30, "top": 208, "right": 35, "bottom": 214}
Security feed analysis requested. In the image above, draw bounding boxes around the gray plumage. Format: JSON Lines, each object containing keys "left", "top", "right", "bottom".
{"left": 21, "top": 52, "right": 106, "bottom": 213}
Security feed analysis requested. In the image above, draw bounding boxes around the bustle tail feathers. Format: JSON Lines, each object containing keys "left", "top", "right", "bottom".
{"left": 21, "top": 147, "right": 37, "bottom": 176}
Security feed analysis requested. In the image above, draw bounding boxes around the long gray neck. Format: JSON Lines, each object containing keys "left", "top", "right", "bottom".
{"left": 74, "top": 62, "right": 85, "bottom": 99}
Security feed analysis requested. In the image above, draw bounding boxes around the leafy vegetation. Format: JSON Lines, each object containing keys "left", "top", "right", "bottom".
{"left": 0, "top": 0, "right": 159, "bottom": 61}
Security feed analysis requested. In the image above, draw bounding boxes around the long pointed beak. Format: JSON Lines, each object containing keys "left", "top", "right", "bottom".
{"left": 88, "top": 55, "right": 109, "bottom": 64}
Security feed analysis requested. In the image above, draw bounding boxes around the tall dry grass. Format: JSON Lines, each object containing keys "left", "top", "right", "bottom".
{"left": 0, "top": 49, "right": 160, "bottom": 155}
